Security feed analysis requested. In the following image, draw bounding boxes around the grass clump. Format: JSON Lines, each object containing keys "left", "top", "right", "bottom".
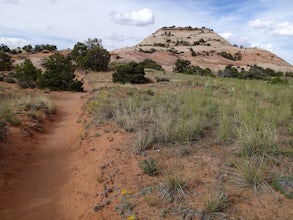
{"left": 231, "top": 155, "right": 268, "bottom": 191}
{"left": 0, "top": 103, "right": 20, "bottom": 126}
{"left": 161, "top": 171, "right": 187, "bottom": 202}
{"left": 140, "top": 157, "right": 159, "bottom": 176}
{"left": 204, "top": 187, "right": 228, "bottom": 218}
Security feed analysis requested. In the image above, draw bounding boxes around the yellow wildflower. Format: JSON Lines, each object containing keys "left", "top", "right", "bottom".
{"left": 127, "top": 214, "right": 136, "bottom": 220}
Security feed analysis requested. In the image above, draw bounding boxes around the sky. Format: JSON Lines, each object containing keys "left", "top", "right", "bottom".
{"left": 0, "top": 0, "right": 292, "bottom": 64}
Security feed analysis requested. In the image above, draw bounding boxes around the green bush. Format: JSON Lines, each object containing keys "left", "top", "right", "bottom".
{"left": 174, "top": 59, "right": 191, "bottom": 73}
{"left": 15, "top": 59, "right": 41, "bottom": 88}
{"left": 184, "top": 65, "right": 215, "bottom": 77}
{"left": 0, "top": 44, "right": 10, "bottom": 53}
{"left": 33, "top": 44, "right": 57, "bottom": 53}
{"left": 0, "top": 51, "right": 11, "bottom": 71}
{"left": 140, "top": 59, "right": 163, "bottom": 71}
{"left": 22, "top": 45, "right": 33, "bottom": 53}
{"left": 140, "top": 157, "right": 159, "bottom": 176}
{"left": 112, "top": 62, "right": 151, "bottom": 84}
{"left": 70, "top": 38, "right": 110, "bottom": 71}
{"left": 38, "top": 54, "right": 83, "bottom": 91}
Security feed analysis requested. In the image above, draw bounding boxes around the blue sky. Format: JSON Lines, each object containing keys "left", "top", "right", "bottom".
{"left": 0, "top": 0, "right": 292, "bottom": 64}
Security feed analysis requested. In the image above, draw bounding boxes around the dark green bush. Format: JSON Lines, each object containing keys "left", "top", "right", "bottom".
{"left": 112, "top": 62, "right": 151, "bottom": 84}
{"left": 0, "top": 51, "right": 11, "bottom": 71}
{"left": 140, "top": 59, "right": 163, "bottom": 71}
{"left": 4, "top": 76, "right": 16, "bottom": 83}
{"left": 184, "top": 65, "right": 215, "bottom": 77}
{"left": 140, "top": 157, "right": 159, "bottom": 176}
{"left": 38, "top": 54, "right": 83, "bottom": 91}
{"left": 0, "top": 44, "right": 10, "bottom": 53}
{"left": 268, "top": 77, "right": 288, "bottom": 85}
{"left": 15, "top": 59, "right": 41, "bottom": 88}
{"left": 22, "top": 45, "right": 33, "bottom": 53}
{"left": 70, "top": 38, "right": 110, "bottom": 71}
{"left": 174, "top": 59, "right": 191, "bottom": 73}
{"left": 218, "top": 65, "right": 241, "bottom": 78}
{"left": 33, "top": 44, "right": 57, "bottom": 53}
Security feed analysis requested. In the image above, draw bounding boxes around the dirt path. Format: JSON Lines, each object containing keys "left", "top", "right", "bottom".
{"left": 1, "top": 92, "right": 84, "bottom": 220}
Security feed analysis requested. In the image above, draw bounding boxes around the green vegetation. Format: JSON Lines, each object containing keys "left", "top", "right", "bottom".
{"left": 173, "top": 59, "right": 191, "bottom": 73}
{"left": 112, "top": 62, "right": 151, "bottom": 84}
{"left": 0, "top": 44, "right": 11, "bottom": 53}
{"left": 140, "top": 59, "right": 163, "bottom": 71}
{"left": 15, "top": 59, "right": 41, "bottom": 88}
{"left": 33, "top": 44, "right": 57, "bottom": 53}
{"left": 204, "top": 187, "right": 228, "bottom": 218}
{"left": 0, "top": 51, "right": 11, "bottom": 71}
{"left": 218, "top": 64, "right": 291, "bottom": 82}
{"left": 84, "top": 71, "right": 292, "bottom": 218}
{"left": 38, "top": 53, "right": 83, "bottom": 91}
{"left": 0, "top": 103, "right": 20, "bottom": 126}
{"left": 140, "top": 157, "right": 159, "bottom": 176}
{"left": 161, "top": 171, "right": 186, "bottom": 202}
{"left": 218, "top": 51, "right": 242, "bottom": 61}
{"left": 22, "top": 44, "right": 33, "bottom": 53}
{"left": 272, "top": 176, "right": 293, "bottom": 199}
{"left": 232, "top": 156, "right": 268, "bottom": 191}
{"left": 138, "top": 48, "right": 157, "bottom": 53}
{"left": 70, "top": 38, "right": 110, "bottom": 71}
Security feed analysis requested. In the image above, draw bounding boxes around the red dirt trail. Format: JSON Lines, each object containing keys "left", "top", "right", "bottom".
{"left": 0, "top": 92, "right": 85, "bottom": 220}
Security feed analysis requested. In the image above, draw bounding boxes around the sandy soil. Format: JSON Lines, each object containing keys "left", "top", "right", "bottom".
{"left": 0, "top": 92, "right": 85, "bottom": 219}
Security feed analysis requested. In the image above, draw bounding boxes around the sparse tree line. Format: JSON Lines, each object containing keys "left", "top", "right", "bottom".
{"left": 174, "top": 59, "right": 292, "bottom": 84}
{"left": 0, "top": 43, "right": 57, "bottom": 54}
{"left": 0, "top": 38, "right": 110, "bottom": 91}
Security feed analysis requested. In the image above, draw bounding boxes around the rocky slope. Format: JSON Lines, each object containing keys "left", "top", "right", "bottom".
{"left": 111, "top": 27, "right": 293, "bottom": 72}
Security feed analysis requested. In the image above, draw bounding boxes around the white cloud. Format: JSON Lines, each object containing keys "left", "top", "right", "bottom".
{"left": 248, "top": 18, "right": 273, "bottom": 29}
{"left": 1, "top": 0, "right": 19, "bottom": 4}
{"left": 250, "top": 42, "right": 276, "bottom": 52}
{"left": 0, "top": 36, "right": 28, "bottom": 48}
{"left": 271, "top": 21, "right": 293, "bottom": 36}
{"left": 110, "top": 8, "right": 154, "bottom": 26}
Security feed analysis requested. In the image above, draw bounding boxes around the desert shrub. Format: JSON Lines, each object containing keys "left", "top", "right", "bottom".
{"left": 218, "top": 51, "right": 235, "bottom": 61}
{"left": 155, "top": 76, "right": 170, "bottom": 82}
{"left": 138, "top": 48, "right": 157, "bottom": 53}
{"left": 140, "top": 59, "right": 163, "bottom": 71}
{"left": 154, "top": 43, "right": 166, "bottom": 47}
{"left": 241, "top": 65, "right": 270, "bottom": 80}
{"left": 33, "top": 44, "right": 57, "bottom": 53}
{"left": 140, "top": 157, "right": 159, "bottom": 176}
{"left": 15, "top": 59, "right": 41, "bottom": 88}
{"left": 190, "top": 48, "right": 196, "bottom": 56}
{"left": 4, "top": 76, "right": 16, "bottom": 83}
{"left": 0, "top": 51, "right": 11, "bottom": 71}
{"left": 112, "top": 62, "right": 151, "bottom": 84}
{"left": 38, "top": 54, "right": 83, "bottom": 91}
{"left": 70, "top": 38, "right": 110, "bottom": 71}
{"left": 268, "top": 77, "right": 288, "bottom": 85}
{"left": 184, "top": 65, "right": 215, "bottom": 77}
{"left": 22, "top": 44, "right": 33, "bottom": 53}
{"left": 174, "top": 59, "right": 191, "bottom": 73}
{"left": 0, "top": 44, "right": 10, "bottom": 53}
{"left": 218, "top": 65, "right": 241, "bottom": 78}
{"left": 0, "top": 103, "right": 20, "bottom": 126}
